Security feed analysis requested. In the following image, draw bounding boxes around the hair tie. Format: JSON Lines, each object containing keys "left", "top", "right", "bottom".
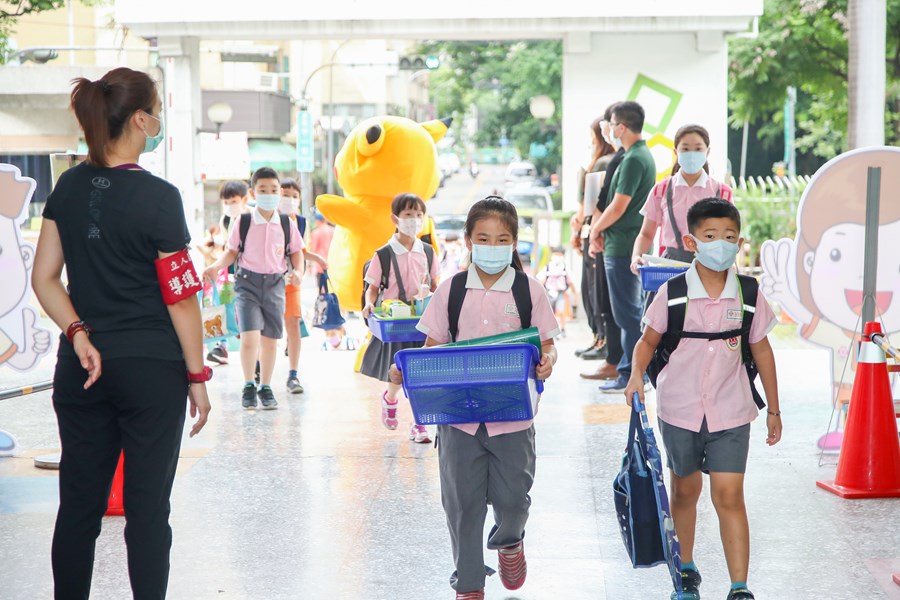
{"left": 98, "top": 79, "right": 110, "bottom": 93}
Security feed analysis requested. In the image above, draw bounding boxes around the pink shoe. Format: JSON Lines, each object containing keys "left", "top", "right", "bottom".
{"left": 381, "top": 391, "right": 398, "bottom": 430}
{"left": 455, "top": 590, "right": 484, "bottom": 600}
{"left": 498, "top": 542, "right": 527, "bottom": 590}
{"left": 409, "top": 423, "right": 431, "bottom": 444}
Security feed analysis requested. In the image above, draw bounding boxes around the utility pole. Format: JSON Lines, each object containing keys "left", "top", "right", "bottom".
{"left": 848, "top": 0, "right": 886, "bottom": 148}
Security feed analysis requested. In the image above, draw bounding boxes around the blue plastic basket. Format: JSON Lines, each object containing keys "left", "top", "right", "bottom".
{"left": 395, "top": 343, "right": 544, "bottom": 425}
{"left": 368, "top": 314, "right": 426, "bottom": 343}
{"left": 639, "top": 265, "right": 689, "bottom": 292}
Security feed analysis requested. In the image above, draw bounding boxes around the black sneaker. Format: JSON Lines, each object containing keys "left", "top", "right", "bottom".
{"left": 242, "top": 384, "right": 258, "bottom": 409}
{"left": 286, "top": 377, "right": 304, "bottom": 394}
{"left": 258, "top": 386, "right": 278, "bottom": 410}
{"left": 207, "top": 345, "right": 228, "bottom": 365}
{"left": 574, "top": 336, "right": 599, "bottom": 357}
{"left": 671, "top": 566, "right": 702, "bottom": 600}
{"left": 726, "top": 587, "right": 754, "bottom": 600}
{"left": 580, "top": 338, "right": 609, "bottom": 361}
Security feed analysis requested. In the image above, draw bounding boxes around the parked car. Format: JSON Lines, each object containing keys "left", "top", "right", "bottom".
{"left": 432, "top": 214, "right": 467, "bottom": 241}
{"left": 504, "top": 186, "right": 552, "bottom": 213}
{"left": 504, "top": 161, "right": 538, "bottom": 185}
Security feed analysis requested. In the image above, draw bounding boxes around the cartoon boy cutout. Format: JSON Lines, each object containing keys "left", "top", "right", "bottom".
{"left": 0, "top": 164, "right": 52, "bottom": 372}
{"left": 761, "top": 148, "right": 900, "bottom": 406}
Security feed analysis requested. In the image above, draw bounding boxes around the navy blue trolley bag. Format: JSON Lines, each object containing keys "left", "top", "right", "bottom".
{"left": 614, "top": 393, "right": 683, "bottom": 597}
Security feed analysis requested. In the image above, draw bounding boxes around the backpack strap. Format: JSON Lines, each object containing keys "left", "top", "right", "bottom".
{"left": 375, "top": 245, "right": 393, "bottom": 302}
{"left": 238, "top": 212, "right": 251, "bottom": 254}
{"left": 388, "top": 249, "right": 408, "bottom": 304}
{"left": 423, "top": 244, "right": 434, "bottom": 284}
{"left": 280, "top": 214, "right": 292, "bottom": 271}
{"left": 737, "top": 274, "right": 765, "bottom": 409}
{"left": 447, "top": 271, "right": 468, "bottom": 342}
{"left": 665, "top": 177, "right": 686, "bottom": 253}
{"left": 447, "top": 269, "right": 533, "bottom": 342}
{"left": 511, "top": 270, "right": 532, "bottom": 330}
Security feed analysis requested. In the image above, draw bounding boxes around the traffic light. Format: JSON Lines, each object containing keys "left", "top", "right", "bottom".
{"left": 399, "top": 55, "right": 440, "bottom": 70}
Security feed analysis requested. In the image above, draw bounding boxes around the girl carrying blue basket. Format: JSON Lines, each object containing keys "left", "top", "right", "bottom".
{"left": 390, "top": 197, "right": 558, "bottom": 600}
{"left": 361, "top": 193, "right": 439, "bottom": 443}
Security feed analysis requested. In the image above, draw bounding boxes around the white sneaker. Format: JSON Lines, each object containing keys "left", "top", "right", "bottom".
{"left": 409, "top": 423, "right": 431, "bottom": 444}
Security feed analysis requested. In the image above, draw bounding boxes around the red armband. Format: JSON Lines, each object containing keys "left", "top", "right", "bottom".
{"left": 155, "top": 248, "right": 203, "bottom": 305}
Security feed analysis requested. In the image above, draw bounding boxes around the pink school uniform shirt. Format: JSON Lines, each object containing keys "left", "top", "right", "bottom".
{"left": 641, "top": 171, "right": 733, "bottom": 250}
{"left": 364, "top": 236, "right": 439, "bottom": 301}
{"left": 227, "top": 207, "right": 305, "bottom": 275}
{"left": 417, "top": 264, "right": 560, "bottom": 437}
{"left": 643, "top": 263, "right": 776, "bottom": 433}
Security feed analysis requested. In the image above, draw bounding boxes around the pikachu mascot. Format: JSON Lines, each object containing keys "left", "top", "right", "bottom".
{"left": 315, "top": 116, "right": 450, "bottom": 312}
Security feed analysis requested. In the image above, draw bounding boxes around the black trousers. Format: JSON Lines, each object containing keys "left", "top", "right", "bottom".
{"left": 581, "top": 235, "right": 623, "bottom": 365}
{"left": 598, "top": 256, "right": 624, "bottom": 366}
{"left": 51, "top": 356, "right": 187, "bottom": 600}
{"left": 581, "top": 235, "right": 600, "bottom": 335}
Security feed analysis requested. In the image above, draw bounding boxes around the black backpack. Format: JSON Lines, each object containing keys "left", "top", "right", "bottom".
{"left": 238, "top": 212, "right": 293, "bottom": 272}
{"left": 447, "top": 269, "right": 533, "bottom": 342}
{"left": 362, "top": 243, "right": 435, "bottom": 320}
{"left": 646, "top": 273, "right": 765, "bottom": 410}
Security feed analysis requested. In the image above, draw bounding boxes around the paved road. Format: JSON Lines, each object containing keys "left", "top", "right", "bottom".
{"left": 428, "top": 163, "right": 508, "bottom": 216}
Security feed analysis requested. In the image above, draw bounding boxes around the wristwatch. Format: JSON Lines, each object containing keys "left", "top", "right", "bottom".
{"left": 187, "top": 366, "right": 213, "bottom": 384}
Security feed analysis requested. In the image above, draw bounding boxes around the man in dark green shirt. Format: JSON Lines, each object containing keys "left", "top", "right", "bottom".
{"left": 588, "top": 101, "right": 656, "bottom": 390}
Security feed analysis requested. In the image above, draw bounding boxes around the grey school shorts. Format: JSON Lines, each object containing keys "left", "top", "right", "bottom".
{"left": 234, "top": 269, "right": 286, "bottom": 339}
{"left": 657, "top": 418, "right": 751, "bottom": 477}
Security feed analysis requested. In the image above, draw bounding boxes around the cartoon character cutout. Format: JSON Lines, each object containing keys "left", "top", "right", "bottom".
{"left": 761, "top": 147, "right": 900, "bottom": 401}
{"left": 0, "top": 164, "right": 52, "bottom": 371}
{"left": 316, "top": 116, "right": 450, "bottom": 311}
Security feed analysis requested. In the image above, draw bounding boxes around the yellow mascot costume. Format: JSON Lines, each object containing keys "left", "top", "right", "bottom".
{"left": 316, "top": 116, "right": 449, "bottom": 311}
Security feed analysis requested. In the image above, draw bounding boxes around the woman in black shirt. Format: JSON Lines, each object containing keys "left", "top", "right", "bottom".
{"left": 32, "top": 67, "right": 210, "bottom": 599}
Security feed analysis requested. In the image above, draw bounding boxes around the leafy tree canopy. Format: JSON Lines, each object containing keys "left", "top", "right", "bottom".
{"left": 417, "top": 40, "right": 562, "bottom": 174}
{"left": 729, "top": 0, "right": 900, "bottom": 159}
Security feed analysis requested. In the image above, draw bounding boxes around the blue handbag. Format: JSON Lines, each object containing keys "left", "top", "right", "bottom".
{"left": 312, "top": 272, "right": 346, "bottom": 330}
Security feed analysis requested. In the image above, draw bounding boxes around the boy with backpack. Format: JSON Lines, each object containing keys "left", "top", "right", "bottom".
{"left": 624, "top": 199, "right": 782, "bottom": 600}
{"left": 203, "top": 167, "right": 305, "bottom": 410}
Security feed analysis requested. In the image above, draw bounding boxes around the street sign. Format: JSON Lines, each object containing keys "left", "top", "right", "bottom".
{"left": 296, "top": 110, "right": 314, "bottom": 173}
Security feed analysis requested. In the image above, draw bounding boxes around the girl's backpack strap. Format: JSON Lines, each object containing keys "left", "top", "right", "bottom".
{"left": 511, "top": 270, "right": 532, "bottom": 330}
{"left": 447, "top": 271, "right": 468, "bottom": 342}
{"left": 665, "top": 177, "right": 686, "bottom": 252}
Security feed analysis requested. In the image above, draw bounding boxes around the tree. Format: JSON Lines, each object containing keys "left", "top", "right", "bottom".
{"left": 728, "top": 0, "right": 900, "bottom": 168}
{"left": 0, "top": 1, "right": 68, "bottom": 63}
{"left": 417, "top": 40, "right": 562, "bottom": 175}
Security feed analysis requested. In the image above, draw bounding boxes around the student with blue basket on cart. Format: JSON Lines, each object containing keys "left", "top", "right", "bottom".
{"left": 361, "top": 193, "right": 439, "bottom": 443}
{"left": 389, "top": 197, "right": 558, "bottom": 600}
{"left": 624, "top": 199, "right": 783, "bottom": 600}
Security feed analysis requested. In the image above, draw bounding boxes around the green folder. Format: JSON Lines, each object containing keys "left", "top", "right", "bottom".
{"left": 442, "top": 327, "right": 542, "bottom": 352}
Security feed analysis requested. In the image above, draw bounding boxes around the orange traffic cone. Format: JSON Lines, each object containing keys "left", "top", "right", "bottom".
{"left": 105, "top": 451, "right": 125, "bottom": 516}
{"left": 817, "top": 322, "right": 900, "bottom": 498}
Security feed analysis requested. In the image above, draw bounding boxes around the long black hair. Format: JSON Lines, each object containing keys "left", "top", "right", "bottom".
{"left": 465, "top": 196, "right": 524, "bottom": 271}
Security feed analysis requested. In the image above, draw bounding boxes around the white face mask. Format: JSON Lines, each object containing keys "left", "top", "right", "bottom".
{"left": 224, "top": 203, "right": 242, "bottom": 219}
{"left": 398, "top": 217, "right": 424, "bottom": 238}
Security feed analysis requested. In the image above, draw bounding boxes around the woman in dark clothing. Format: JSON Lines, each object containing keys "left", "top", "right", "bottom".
{"left": 31, "top": 67, "right": 211, "bottom": 600}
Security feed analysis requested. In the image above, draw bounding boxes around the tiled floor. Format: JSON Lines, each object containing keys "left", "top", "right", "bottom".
{"left": 1, "top": 316, "right": 899, "bottom": 599}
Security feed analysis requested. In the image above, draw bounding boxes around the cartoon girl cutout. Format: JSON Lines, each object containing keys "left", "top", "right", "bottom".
{"left": 0, "top": 163, "right": 52, "bottom": 372}
{"left": 761, "top": 147, "right": 900, "bottom": 408}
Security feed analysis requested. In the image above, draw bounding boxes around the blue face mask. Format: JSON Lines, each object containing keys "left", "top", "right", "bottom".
{"left": 471, "top": 244, "right": 514, "bottom": 275}
{"left": 677, "top": 151, "right": 707, "bottom": 175}
{"left": 142, "top": 112, "right": 164, "bottom": 154}
{"left": 691, "top": 236, "right": 739, "bottom": 272}
{"left": 255, "top": 194, "right": 280, "bottom": 211}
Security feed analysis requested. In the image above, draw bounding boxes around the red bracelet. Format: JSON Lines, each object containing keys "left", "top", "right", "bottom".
{"left": 65, "top": 320, "right": 92, "bottom": 345}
